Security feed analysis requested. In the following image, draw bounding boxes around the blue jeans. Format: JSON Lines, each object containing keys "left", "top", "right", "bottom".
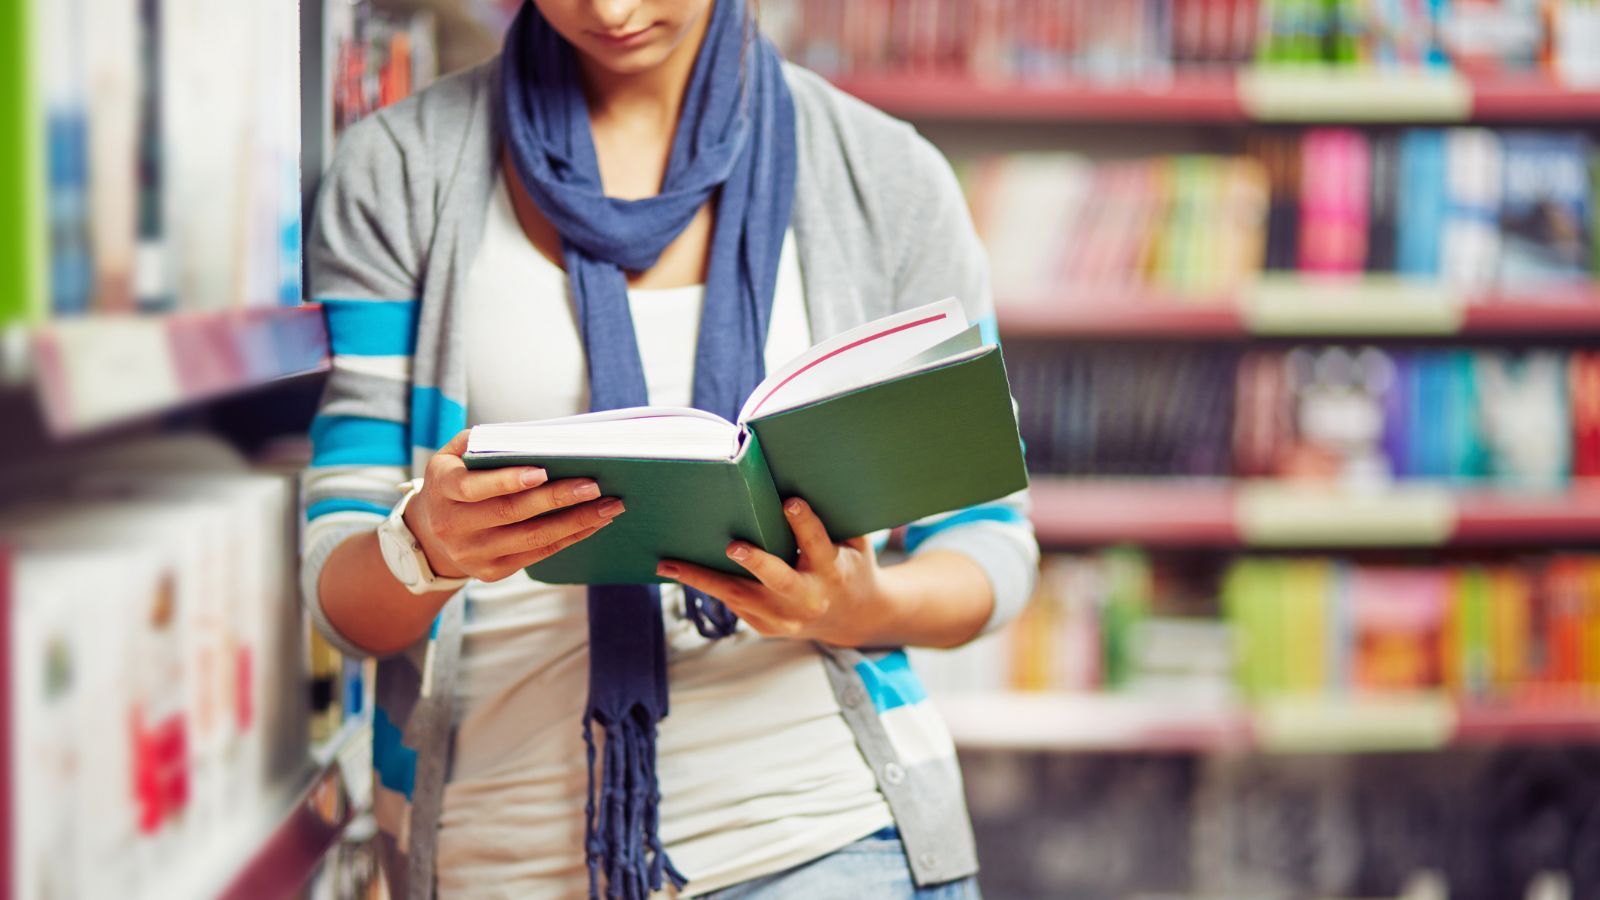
{"left": 703, "top": 828, "right": 982, "bottom": 899}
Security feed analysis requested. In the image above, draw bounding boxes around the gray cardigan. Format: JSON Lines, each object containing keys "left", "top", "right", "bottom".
{"left": 301, "top": 57, "right": 1039, "bottom": 897}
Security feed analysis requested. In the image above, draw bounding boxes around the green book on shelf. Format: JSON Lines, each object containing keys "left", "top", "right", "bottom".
{"left": 463, "top": 299, "right": 1030, "bottom": 585}
{"left": 1, "top": 0, "right": 42, "bottom": 327}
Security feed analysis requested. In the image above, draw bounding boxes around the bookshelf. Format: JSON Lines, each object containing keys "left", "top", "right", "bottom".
{"left": 0, "top": 0, "right": 426, "bottom": 892}
{"left": 998, "top": 284, "right": 1600, "bottom": 340}
{"left": 935, "top": 692, "right": 1600, "bottom": 753}
{"left": 1028, "top": 479, "right": 1600, "bottom": 547}
{"left": 831, "top": 72, "right": 1600, "bottom": 124}
{"left": 214, "top": 712, "right": 371, "bottom": 900}
{"left": 781, "top": 3, "right": 1600, "bottom": 894}
{"left": 26, "top": 306, "right": 329, "bottom": 438}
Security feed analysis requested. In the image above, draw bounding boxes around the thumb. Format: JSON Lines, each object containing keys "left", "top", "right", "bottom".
{"left": 438, "top": 429, "right": 471, "bottom": 458}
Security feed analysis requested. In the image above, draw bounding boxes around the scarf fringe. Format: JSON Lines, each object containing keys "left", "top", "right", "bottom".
{"left": 584, "top": 706, "right": 687, "bottom": 899}
{"left": 684, "top": 587, "right": 740, "bottom": 639}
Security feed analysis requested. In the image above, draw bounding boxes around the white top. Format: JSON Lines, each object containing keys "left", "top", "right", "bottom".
{"left": 437, "top": 176, "right": 892, "bottom": 898}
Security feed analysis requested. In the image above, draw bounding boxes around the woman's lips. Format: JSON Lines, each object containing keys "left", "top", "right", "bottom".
{"left": 590, "top": 24, "right": 657, "bottom": 50}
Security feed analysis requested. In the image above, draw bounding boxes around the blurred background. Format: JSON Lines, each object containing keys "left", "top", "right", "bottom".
{"left": 4, "top": 0, "right": 1600, "bottom": 898}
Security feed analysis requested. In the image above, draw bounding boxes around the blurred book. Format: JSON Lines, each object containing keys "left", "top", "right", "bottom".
{"left": 0, "top": 436, "right": 345, "bottom": 899}
{"left": 17, "top": 0, "right": 304, "bottom": 318}
{"left": 1227, "top": 554, "right": 1600, "bottom": 704}
{"left": 327, "top": 2, "right": 440, "bottom": 141}
{"left": 1007, "top": 341, "right": 1586, "bottom": 487}
{"left": 934, "top": 547, "right": 1600, "bottom": 706}
{"left": 1499, "top": 131, "right": 1594, "bottom": 284}
{"left": 966, "top": 126, "right": 1600, "bottom": 310}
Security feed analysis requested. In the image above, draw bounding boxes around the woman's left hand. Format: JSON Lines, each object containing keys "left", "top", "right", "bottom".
{"left": 656, "top": 497, "right": 885, "bottom": 647}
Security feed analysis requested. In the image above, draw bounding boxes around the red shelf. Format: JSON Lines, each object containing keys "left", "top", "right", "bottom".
{"left": 1469, "top": 75, "right": 1600, "bottom": 120}
{"left": 211, "top": 715, "right": 369, "bottom": 900}
{"left": 1453, "top": 485, "right": 1600, "bottom": 543}
{"left": 1455, "top": 704, "right": 1600, "bottom": 746}
{"left": 831, "top": 72, "right": 1600, "bottom": 122}
{"left": 830, "top": 73, "right": 1243, "bottom": 122}
{"left": 1461, "top": 299, "right": 1600, "bottom": 333}
{"left": 218, "top": 768, "right": 351, "bottom": 900}
{"left": 1029, "top": 480, "right": 1239, "bottom": 546}
{"left": 1028, "top": 479, "right": 1600, "bottom": 547}
{"left": 999, "top": 297, "right": 1243, "bottom": 339}
{"left": 937, "top": 692, "right": 1600, "bottom": 753}
{"left": 997, "top": 288, "right": 1600, "bottom": 339}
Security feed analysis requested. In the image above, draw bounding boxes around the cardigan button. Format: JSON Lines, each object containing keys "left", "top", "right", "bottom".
{"left": 918, "top": 851, "right": 939, "bottom": 871}
{"left": 882, "top": 762, "right": 906, "bottom": 785}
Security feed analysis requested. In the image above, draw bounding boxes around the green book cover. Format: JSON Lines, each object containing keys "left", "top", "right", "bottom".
{"left": 473, "top": 433, "right": 795, "bottom": 585}
{"left": 463, "top": 301, "right": 1030, "bottom": 586}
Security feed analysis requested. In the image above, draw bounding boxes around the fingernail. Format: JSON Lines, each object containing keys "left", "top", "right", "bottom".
{"left": 574, "top": 481, "right": 601, "bottom": 501}
{"left": 657, "top": 563, "right": 679, "bottom": 578}
{"left": 727, "top": 542, "right": 750, "bottom": 561}
{"left": 521, "top": 468, "right": 547, "bottom": 487}
{"left": 784, "top": 498, "right": 804, "bottom": 516}
{"left": 598, "top": 498, "right": 625, "bottom": 518}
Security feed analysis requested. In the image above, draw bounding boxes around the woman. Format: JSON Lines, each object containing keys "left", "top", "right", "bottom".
{"left": 302, "top": 0, "right": 1038, "bottom": 897}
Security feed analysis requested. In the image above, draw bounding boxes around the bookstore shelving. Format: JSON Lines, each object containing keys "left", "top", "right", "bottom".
{"left": 776, "top": 2, "right": 1600, "bottom": 893}
{"left": 828, "top": 72, "right": 1600, "bottom": 124}
{"left": 214, "top": 712, "right": 372, "bottom": 900}
{"left": 1027, "top": 479, "right": 1600, "bottom": 547}
{"left": 3, "top": 0, "right": 437, "bottom": 895}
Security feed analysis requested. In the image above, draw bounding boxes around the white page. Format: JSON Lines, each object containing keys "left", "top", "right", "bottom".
{"left": 467, "top": 407, "right": 740, "bottom": 460}
{"left": 738, "top": 297, "right": 970, "bottom": 423}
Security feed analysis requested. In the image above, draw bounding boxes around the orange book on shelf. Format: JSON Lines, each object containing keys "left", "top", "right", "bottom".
{"left": 379, "top": 32, "right": 414, "bottom": 109}
{"left": 1543, "top": 558, "right": 1586, "bottom": 688}
{"left": 1009, "top": 585, "right": 1056, "bottom": 692}
{"left": 1353, "top": 567, "right": 1447, "bottom": 693}
{"left": 1441, "top": 569, "right": 1463, "bottom": 696}
{"left": 1584, "top": 558, "right": 1600, "bottom": 697}
{"left": 1490, "top": 567, "right": 1532, "bottom": 694}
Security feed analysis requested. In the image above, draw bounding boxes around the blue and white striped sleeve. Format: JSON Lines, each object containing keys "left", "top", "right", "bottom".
{"left": 300, "top": 115, "right": 426, "bottom": 658}
{"left": 890, "top": 130, "right": 1040, "bottom": 635}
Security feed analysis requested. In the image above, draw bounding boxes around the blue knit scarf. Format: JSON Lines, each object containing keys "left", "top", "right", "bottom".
{"left": 498, "top": 2, "right": 795, "bottom": 896}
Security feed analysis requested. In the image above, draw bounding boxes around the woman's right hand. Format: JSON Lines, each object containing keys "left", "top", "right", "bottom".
{"left": 402, "top": 430, "right": 624, "bottom": 584}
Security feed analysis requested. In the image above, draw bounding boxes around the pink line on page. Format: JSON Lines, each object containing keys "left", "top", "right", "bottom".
{"left": 745, "top": 313, "right": 948, "bottom": 419}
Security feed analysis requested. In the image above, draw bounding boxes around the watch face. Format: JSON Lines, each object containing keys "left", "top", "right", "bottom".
{"left": 380, "top": 527, "right": 421, "bottom": 586}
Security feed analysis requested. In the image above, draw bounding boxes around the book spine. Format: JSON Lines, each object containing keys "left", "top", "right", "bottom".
{"left": 1367, "top": 132, "right": 1400, "bottom": 272}
{"left": 1441, "top": 128, "right": 1504, "bottom": 289}
{"left": 1, "top": 0, "right": 44, "bottom": 326}
{"left": 1397, "top": 129, "right": 1447, "bottom": 278}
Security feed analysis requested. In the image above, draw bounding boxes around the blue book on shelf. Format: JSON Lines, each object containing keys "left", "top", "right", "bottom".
{"left": 1498, "top": 131, "right": 1593, "bottom": 284}
{"left": 1445, "top": 351, "right": 1485, "bottom": 480}
{"left": 1397, "top": 130, "right": 1447, "bottom": 278}
{"left": 47, "top": 111, "right": 93, "bottom": 316}
{"left": 1381, "top": 351, "right": 1413, "bottom": 478}
{"left": 1414, "top": 352, "right": 1448, "bottom": 478}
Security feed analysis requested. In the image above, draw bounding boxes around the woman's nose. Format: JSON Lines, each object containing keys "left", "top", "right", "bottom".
{"left": 590, "top": 0, "right": 646, "bottom": 31}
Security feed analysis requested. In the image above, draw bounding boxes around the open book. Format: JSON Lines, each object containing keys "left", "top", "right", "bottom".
{"left": 464, "top": 298, "right": 1029, "bottom": 584}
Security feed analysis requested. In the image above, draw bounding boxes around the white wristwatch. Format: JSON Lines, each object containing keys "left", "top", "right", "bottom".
{"left": 378, "top": 479, "right": 470, "bottom": 595}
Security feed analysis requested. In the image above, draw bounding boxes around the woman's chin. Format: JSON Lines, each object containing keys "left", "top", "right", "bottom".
{"left": 579, "top": 41, "right": 676, "bottom": 76}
